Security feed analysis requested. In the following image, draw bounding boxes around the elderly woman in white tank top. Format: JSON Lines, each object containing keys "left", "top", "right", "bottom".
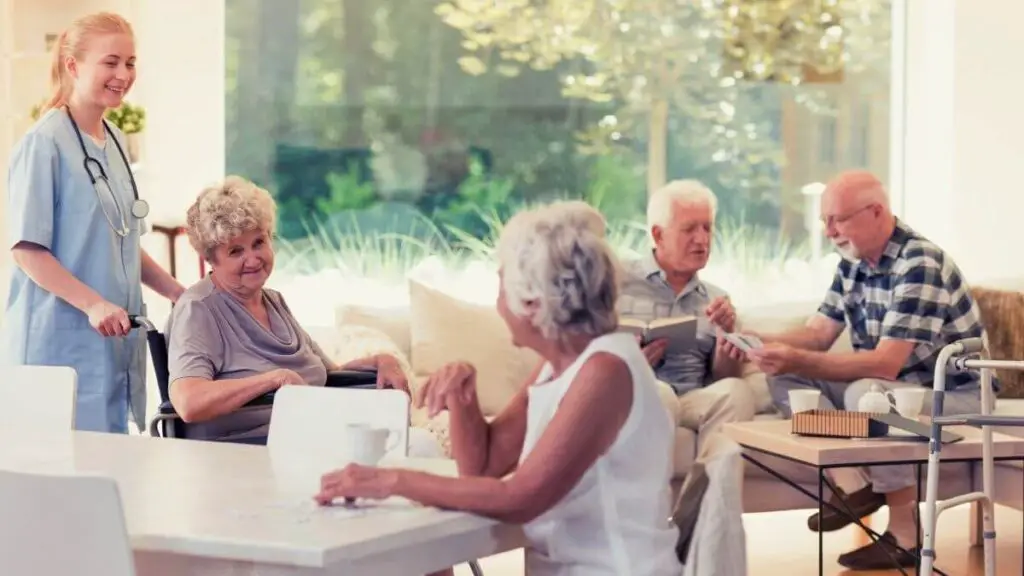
{"left": 315, "top": 201, "right": 682, "bottom": 576}
{"left": 166, "top": 175, "right": 441, "bottom": 454}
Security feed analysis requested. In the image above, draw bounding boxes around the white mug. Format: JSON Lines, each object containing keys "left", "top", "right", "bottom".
{"left": 340, "top": 424, "right": 401, "bottom": 466}
{"left": 892, "top": 388, "right": 927, "bottom": 419}
{"left": 789, "top": 389, "right": 822, "bottom": 414}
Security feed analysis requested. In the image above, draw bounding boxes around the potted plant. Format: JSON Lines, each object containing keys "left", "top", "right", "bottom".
{"left": 105, "top": 102, "right": 146, "bottom": 163}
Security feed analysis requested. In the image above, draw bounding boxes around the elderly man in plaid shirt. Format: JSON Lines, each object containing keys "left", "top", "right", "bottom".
{"left": 737, "top": 170, "right": 989, "bottom": 570}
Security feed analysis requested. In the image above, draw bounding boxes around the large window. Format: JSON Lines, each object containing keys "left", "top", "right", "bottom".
{"left": 225, "top": 0, "right": 896, "bottom": 314}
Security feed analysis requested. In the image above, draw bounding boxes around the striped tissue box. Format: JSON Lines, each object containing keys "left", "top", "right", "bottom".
{"left": 792, "top": 409, "right": 890, "bottom": 438}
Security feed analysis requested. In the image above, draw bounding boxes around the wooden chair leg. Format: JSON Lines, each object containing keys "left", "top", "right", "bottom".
{"left": 969, "top": 500, "right": 983, "bottom": 547}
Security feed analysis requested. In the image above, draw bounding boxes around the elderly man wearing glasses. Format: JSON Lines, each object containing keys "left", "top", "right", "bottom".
{"left": 735, "top": 170, "right": 991, "bottom": 570}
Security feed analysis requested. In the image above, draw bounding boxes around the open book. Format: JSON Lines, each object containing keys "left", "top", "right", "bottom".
{"left": 618, "top": 316, "right": 698, "bottom": 354}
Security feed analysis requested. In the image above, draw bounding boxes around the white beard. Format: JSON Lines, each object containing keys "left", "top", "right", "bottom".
{"left": 835, "top": 244, "right": 859, "bottom": 261}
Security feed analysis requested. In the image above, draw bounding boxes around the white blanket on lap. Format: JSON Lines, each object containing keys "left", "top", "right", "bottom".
{"left": 683, "top": 439, "right": 748, "bottom": 576}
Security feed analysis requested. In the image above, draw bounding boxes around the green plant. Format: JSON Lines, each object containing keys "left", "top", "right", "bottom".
{"left": 105, "top": 101, "right": 146, "bottom": 134}
{"left": 28, "top": 101, "right": 44, "bottom": 121}
{"left": 422, "top": 155, "right": 519, "bottom": 240}
{"left": 275, "top": 213, "right": 454, "bottom": 282}
{"left": 712, "top": 216, "right": 811, "bottom": 274}
{"left": 273, "top": 200, "right": 811, "bottom": 287}
{"left": 319, "top": 166, "right": 378, "bottom": 214}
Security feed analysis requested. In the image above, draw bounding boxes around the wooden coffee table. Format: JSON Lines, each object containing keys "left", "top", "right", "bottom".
{"left": 724, "top": 419, "right": 1024, "bottom": 576}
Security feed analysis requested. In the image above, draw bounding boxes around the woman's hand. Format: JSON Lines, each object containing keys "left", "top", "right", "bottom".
{"left": 85, "top": 301, "right": 131, "bottom": 337}
{"left": 414, "top": 361, "right": 477, "bottom": 418}
{"left": 314, "top": 463, "right": 399, "bottom": 505}
{"left": 267, "top": 368, "right": 305, "bottom": 388}
{"left": 375, "top": 356, "right": 410, "bottom": 394}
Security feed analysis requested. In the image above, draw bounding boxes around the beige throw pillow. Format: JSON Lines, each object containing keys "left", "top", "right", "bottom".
{"left": 408, "top": 278, "right": 540, "bottom": 417}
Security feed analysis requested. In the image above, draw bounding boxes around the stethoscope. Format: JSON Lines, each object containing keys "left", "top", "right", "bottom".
{"left": 65, "top": 107, "right": 150, "bottom": 237}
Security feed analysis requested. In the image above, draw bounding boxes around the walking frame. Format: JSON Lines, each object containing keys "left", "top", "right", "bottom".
{"left": 921, "top": 337, "right": 1024, "bottom": 576}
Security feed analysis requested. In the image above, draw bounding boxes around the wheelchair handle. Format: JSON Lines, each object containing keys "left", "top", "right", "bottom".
{"left": 129, "top": 314, "right": 157, "bottom": 332}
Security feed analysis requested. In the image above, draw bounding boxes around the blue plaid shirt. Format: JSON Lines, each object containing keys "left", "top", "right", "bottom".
{"left": 817, "top": 219, "right": 987, "bottom": 389}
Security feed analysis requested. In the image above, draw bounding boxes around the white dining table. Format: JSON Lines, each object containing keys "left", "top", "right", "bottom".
{"left": 0, "top": 427, "right": 524, "bottom": 575}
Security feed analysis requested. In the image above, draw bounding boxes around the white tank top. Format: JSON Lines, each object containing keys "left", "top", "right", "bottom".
{"left": 519, "top": 332, "right": 682, "bottom": 576}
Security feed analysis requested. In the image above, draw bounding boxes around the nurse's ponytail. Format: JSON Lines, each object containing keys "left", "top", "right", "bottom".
{"left": 42, "top": 30, "right": 71, "bottom": 113}
{"left": 40, "top": 12, "right": 135, "bottom": 115}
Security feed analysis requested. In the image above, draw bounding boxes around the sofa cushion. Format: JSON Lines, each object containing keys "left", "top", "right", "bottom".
{"left": 971, "top": 286, "right": 1024, "bottom": 399}
{"left": 335, "top": 302, "right": 413, "bottom": 360}
{"left": 408, "top": 278, "right": 540, "bottom": 417}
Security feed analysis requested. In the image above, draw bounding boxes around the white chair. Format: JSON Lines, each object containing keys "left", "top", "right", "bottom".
{"left": 0, "top": 469, "right": 135, "bottom": 576}
{"left": 0, "top": 365, "right": 77, "bottom": 430}
{"left": 267, "top": 387, "right": 485, "bottom": 576}
{"left": 268, "top": 386, "right": 412, "bottom": 456}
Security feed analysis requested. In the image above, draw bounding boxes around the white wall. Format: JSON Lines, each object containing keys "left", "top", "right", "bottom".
{"left": 133, "top": 0, "right": 225, "bottom": 319}
{"left": 901, "top": 0, "right": 1024, "bottom": 283}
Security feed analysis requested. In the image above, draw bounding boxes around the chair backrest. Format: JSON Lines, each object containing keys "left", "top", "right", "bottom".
{"left": 0, "top": 469, "right": 135, "bottom": 576}
{"left": 146, "top": 331, "right": 171, "bottom": 403}
{"left": 266, "top": 387, "right": 410, "bottom": 493}
{"left": 268, "top": 387, "right": 410, "bottom": 454}
{"left": 0, "top": 365, "right": 77, "bottom": 431}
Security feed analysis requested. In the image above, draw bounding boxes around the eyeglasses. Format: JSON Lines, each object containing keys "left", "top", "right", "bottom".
{"left": 820, "top": 204, "right": 875, "bottom": 228}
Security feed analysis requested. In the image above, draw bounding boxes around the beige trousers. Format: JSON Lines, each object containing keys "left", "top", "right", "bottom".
{"left": 657, "top": 377, "right": 758, "bottom": 462}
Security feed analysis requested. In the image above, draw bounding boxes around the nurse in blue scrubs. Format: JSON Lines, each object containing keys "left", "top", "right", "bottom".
{"left": 3, "top": 12, "right": 184, "bottom": 433}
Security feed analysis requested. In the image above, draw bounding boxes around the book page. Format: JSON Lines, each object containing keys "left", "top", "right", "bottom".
{"left": 646, "top": 317, "right": 697, "bottom": 353}
{"left": 648, "top": 315, "right": 696, "bottom": 330}
{"left": 617, "top": 318, "right": 648, "bottom": 340}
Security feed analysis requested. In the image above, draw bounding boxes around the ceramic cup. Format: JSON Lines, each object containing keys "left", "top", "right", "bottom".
{"left": 892, "top": 388, "right": 927, "bottom": 419}
{"left": 340, "top": 424, "right": 400, "bottom": 466}
{"left": 788, "top": 389, "right": 822, "bottom": 414}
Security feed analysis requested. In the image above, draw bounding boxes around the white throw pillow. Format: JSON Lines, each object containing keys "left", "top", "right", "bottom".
{"left": 408, "top": 277, "right": 540, "bottom": 417}
{"left": 335, "top": 303, "right": 413, "bottom": 360}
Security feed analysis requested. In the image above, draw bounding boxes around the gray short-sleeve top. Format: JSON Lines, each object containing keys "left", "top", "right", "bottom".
{"left": 167, "top": 276, "right": 333, "bottom": 386}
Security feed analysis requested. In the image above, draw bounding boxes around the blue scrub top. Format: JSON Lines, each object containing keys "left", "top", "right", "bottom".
{"left": 3, "top": 108, "right": 148, "bottom": 433}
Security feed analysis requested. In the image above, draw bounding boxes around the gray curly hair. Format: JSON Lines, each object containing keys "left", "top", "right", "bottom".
{"left": 497, "top": 201, "right": 619, "bottom": 340}
{"left": 186, "top": 176, "right": 277, "bottom": 260}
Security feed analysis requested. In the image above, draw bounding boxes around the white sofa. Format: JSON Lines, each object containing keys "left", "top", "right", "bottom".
{"left": 311, "top": 275, "right": 1024, "bottom": 516}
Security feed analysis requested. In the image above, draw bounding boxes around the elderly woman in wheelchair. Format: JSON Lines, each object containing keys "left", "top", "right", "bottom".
{"left": 162, "top": 175, "right": 441, "bottom": 454}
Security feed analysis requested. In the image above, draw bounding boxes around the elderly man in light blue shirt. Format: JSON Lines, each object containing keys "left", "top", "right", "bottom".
{"left": 619, "top": 180, "right": 757, "bottom": 462}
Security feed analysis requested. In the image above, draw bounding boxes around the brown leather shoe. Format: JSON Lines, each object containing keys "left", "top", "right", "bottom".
{"left": 837, "top": 531, "right": 920, "bottom": 570}
{"left": 807, "top": 484, "right": 886, "bottom": 532}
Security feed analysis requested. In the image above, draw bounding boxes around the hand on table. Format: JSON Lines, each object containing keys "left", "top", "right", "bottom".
{"left": 315, "top": 463, "right": 399, "bottom": 505}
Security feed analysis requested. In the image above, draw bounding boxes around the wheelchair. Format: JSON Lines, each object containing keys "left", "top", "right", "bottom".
{"left": 130, "top": 315, "right": 379, "bottom": 441}
{"left": 130, "top": 316, "right": 486, "bottom": 575}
